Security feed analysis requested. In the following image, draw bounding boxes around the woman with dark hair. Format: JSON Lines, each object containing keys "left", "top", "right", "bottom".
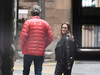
{"left": 54, "top": 22, "right": 74, "bottom": 75}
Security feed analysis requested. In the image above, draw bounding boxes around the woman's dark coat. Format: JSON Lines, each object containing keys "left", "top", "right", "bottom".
{"left": 55, "top": 35, "right": 74, "bottom": 67}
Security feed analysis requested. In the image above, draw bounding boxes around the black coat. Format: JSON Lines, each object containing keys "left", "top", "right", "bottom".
{"left": 55, "top": 35, "right": 74, "bottom": 67}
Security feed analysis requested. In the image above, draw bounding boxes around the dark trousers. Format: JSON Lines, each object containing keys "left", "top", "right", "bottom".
{"left": 54, "top": 61, "right": 72, "bottom": 75}
{"left": 23, "top": 55, "right": 44, "bottom": 75}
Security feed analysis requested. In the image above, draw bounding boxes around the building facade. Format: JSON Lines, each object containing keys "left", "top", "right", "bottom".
{"left": 17, "top": 0, "right": 73, "bottom": 59}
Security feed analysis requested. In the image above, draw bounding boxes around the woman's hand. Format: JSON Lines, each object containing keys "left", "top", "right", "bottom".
{"left": 68, "top": 66, "right": 71, "bottom": 70}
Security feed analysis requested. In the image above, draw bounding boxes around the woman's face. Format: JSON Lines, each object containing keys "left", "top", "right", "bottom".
{"left": 61, "top": 24, "right": 68, "bottom": 35}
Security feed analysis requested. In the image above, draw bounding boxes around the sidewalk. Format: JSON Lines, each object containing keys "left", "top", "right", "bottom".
{"left": 13, "top": 59, "right": 100, "bottom": 75}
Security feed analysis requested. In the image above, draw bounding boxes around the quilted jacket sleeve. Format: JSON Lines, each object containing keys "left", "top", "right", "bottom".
{"left": 20, "top": 21, "right": 29, "bottom": 49}
{"left": 64, "top": 36, "right": 74, "bottom": 67}
{"left": 45, "top": 23, "right": 53, "bottom": 48}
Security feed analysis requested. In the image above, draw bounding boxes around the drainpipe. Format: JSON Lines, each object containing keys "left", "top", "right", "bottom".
{"left": 39, "top": 0, "right": 45, "bottom": 20}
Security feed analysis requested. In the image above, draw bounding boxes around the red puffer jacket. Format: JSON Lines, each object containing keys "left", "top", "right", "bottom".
{"left": 20, "top": 16, "right": 53, "bottom": 56}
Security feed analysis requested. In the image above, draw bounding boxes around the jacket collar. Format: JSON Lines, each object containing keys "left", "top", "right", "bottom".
{"left": 55, "top": 35, "right": 68, "bottom": 48}
{"left": 55, "top": 37, "right": 65, "bottom": 48}
{"left": 31, "top": 16, "right": 41, "bottom": 19}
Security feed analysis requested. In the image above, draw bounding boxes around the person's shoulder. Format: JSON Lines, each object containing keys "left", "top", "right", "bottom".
{"left": 40, "top": 19, "right": 49, "bottom": 24}
{"left": 64, "top": 35, "right": 71, "bottom": 41}
{"left": 26, "top": 18, "right": 38, "bottom": 23}
{"left": 29, "top": 18, "right": 49, "bottom": 25}
{"left": 64, "top": 35, "right": 70, "bottom": 39}
{"left": 40, "top": 20, "right": 50, "bottom": 27}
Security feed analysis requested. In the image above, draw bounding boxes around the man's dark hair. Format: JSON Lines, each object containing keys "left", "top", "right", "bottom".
{"left": 31, "top": 5, "right": 41, "bottom": 16}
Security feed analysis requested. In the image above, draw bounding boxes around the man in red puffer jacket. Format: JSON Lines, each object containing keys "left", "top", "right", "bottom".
{"left": 20, "top": 5, "right": 53, "bottom": 75}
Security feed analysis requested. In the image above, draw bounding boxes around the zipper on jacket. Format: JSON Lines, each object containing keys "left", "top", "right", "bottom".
{"left": 26, "top": 49, "right": 27, "bottom": 51}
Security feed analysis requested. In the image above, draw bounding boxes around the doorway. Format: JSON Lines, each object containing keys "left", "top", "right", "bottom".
{"left": 72, "top": 0, "right": 100, "bottom": 60}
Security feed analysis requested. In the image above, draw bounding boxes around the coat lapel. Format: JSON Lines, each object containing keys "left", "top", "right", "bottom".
{"left": 55, "top": 37, "right": 65, "bottom": 49}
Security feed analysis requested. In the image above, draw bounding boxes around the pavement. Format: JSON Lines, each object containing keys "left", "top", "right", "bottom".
{"left": 13, "top": 59, "right": 100, "bottom": 75}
